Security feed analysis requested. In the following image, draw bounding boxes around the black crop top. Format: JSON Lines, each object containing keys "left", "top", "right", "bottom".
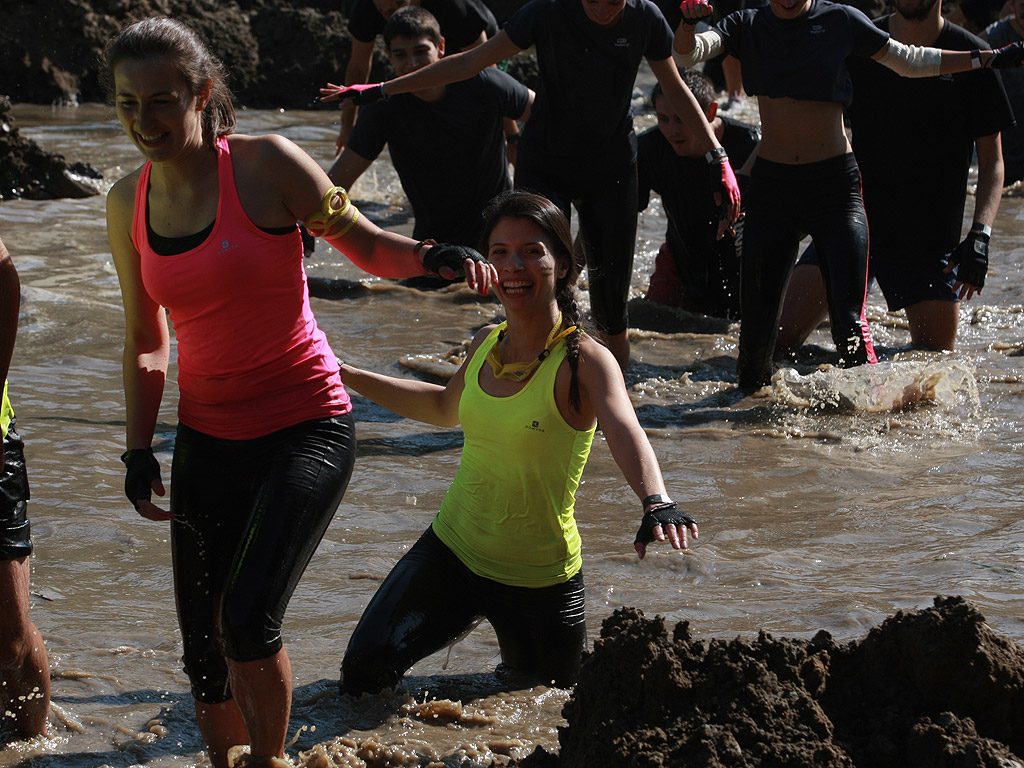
{"left": 147, "top": 216, "right": 295, "bottom": 256}
{"left": 714, "top": 0, "right": 890, "bottom": 104}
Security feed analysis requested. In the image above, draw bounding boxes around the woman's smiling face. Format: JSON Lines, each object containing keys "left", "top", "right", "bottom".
{"left": 114, "top": 56, "right": 206, "bottom": 164}
{"left": 488, "top": 217, "right": 569, "bottom": 309}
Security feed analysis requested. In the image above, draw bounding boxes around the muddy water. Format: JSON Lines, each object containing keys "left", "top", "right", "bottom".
{"left": 1, "top": 100, "right": 1023, "bottom": 767}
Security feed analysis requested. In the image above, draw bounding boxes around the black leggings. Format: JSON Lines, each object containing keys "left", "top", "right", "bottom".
{"left": 171, "top": 414, "right": 356, "bottom": 704}
{"left": 515, "top": 154, "right": 638, "bottom": 336}
{"left": 739, "top": 154, "right": 877, "bottom": 390}
{"left": 341, "top": 526, "right": 587, "bottom": 695}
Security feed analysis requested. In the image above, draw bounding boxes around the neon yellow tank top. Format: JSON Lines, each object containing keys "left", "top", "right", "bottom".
{"left": 432, "top": 324, "right": 595, "bottom": 588}
{"left": 1, "top": 380, "right": 13, "bottom": 439}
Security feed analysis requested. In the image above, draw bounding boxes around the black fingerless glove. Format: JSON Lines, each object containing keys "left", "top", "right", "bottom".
{"left": 950, "top": 227, "right": 990, "bottom": 290}
{"left": 121, "top": 448, "right": 161, "bottom": 510}
{"left": 422, "top": 243, "right": 487, "bottom": 280}
{"left": 634, "top": 502, "right": 698, "bottom": 546}
{"left": 990, "top": 42, "right": 1024, "bottom": 69}
{"left": 352, "top": 83, "right": 387, "bottom": 105}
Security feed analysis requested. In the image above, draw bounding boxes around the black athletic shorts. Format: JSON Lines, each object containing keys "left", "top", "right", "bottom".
{"left": 0, "top": 420, "right": 32, "bottom": 561}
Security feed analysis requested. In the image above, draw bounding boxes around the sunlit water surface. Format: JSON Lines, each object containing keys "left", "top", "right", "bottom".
{"left": 1, "top": 97, "right": 1023, "bottom": 767}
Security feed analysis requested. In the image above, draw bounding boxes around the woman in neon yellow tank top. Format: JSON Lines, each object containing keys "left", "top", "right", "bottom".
{"left": 337, "top": 191, "right": 699, "bottom": 694}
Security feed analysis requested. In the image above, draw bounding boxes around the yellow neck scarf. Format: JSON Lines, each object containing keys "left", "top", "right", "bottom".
{"left": 486, "top": 314, "right": 577, "bottom": 382}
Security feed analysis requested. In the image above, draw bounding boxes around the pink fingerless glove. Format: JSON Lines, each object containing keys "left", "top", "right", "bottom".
{"left": 679, "top": 0, "right": 708, "bottom": 21}
{"left": 707, "top": 150, "right": 741, "bottom": 221}
{"left": 341, "top": 83, "right": 387, "bottom": 105}
{"left": 718, "top": 157, "right": 741, "bottom": 214}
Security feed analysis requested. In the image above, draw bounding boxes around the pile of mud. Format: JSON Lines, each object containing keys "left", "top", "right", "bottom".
{"left": 0, "top": 96, "right": 102, "bottom": 200}
{"left": 524, "top": 596, "right": 1024, "bottom": 768}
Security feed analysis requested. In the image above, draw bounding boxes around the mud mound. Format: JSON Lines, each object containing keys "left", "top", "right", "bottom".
{"left": 527, "top": 596, "right": 1024, "bottom": 768}
{"left": 0, "top": 97, "right": 102, "bottom": 200}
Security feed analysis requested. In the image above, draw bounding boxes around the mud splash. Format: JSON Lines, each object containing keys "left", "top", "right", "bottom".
{"left": 522, "top": 596, "right": 1024, "bottom": 768}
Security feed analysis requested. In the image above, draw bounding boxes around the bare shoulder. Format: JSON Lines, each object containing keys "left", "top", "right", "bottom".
{"left": 468, "top": 324, "right": 499, "bottom": 356}
{"left": 576, "top": 333, "right": 622, "bottom": 380}
{"left": 228, "top": 132, "right": 305, "bottom": 166}
{"left": 107, "top": 166, "right": 143, "bottom": 212}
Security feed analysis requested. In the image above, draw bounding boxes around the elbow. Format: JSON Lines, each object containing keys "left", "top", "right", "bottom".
{"left": 673, "top": 39, "right": 703, "bottom": 67}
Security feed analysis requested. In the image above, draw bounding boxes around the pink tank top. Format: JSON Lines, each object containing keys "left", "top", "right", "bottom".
{"left": 132, "top": 136, "right": 350, "bottom": 440}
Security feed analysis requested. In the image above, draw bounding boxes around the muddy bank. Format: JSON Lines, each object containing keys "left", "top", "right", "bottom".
{"left": 0, "top": 0, "right": 531, "bottom": 109}
{"left": 0, "top": 97, "right": 102, "bottom": 200}
{"left": 523, "top": 596, "right": 1024, "bottom": 768}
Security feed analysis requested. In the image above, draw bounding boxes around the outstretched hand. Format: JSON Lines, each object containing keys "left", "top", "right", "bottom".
{"left": 320, "top": 82, "right": 386, "bottom": 106}
{"left": 634, "top": 502, "right": 698, "bottom": 559}
{"left": 421, "top": 243, "right": 497, "bottom": 296}
{"left": 989, "top": 42, "right": 1024, "bottom": 69}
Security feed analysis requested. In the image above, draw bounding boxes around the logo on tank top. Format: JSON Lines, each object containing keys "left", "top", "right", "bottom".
{"left": 525, "top": 419, "right": 545, "bottom": 433}
{"left": 217, "top": 239, "right": 239, "bottom": 255}
{"left": 810, "top": 24, "right": 824, "bottom": 33}
{"left": 615, "top": 37, "right": 629, "bottom": 47}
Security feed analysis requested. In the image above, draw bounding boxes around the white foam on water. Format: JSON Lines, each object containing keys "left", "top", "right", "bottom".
{"left": 771, "top": 360, "right": 980, "bottom": 415}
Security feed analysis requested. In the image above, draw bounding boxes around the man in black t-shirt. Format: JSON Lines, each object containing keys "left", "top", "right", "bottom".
{"left": 638, "top": 68, "right": 759, "bottom": 319}
{"left": 983, "top": 2, "right": 1024, "bottom": 183}
{"left": 777, "top": 0, "right": 1013, "bottom": 353}
{"left": 329, "top": 7, "right": 533, "bottom": 248}
{"left": 336, "top": 0, "right": 498, "bottom": 151}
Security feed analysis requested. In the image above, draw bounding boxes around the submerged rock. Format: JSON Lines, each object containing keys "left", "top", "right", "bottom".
{"left": 525, "top": 597, "right": 1024, "bottom": 768}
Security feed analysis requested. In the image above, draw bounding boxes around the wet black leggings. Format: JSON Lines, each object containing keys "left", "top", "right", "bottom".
{"left": 515, "top": 155, "right": 638, "bottom": 336}
{"left": 738, "top": 154, "right": 877, "bottom": 390}
{"left": 341, "top": 526, "right": 587, "bottom": 695}
{"left": 170, "top": 414, "right": 356, "bottom": 704}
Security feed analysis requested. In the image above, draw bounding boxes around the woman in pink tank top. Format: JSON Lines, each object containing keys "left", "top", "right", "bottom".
{"left": 103, "top": 17, "right": 495, "bottom": 768}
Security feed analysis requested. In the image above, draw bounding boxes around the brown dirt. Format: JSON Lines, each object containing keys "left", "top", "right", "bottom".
{"left": 0, "top": 96, "right": 102, "bottom": 200}
{"left": 0, "top": 0, "right": 531, "bottom": 109}
{"left": 520, "top": 596, "right": 1024, "bottom": 768}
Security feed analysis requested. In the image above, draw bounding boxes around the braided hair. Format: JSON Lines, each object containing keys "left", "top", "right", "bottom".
{"left": 102, "top": 17, "right": 236, "bottom": 150}
{"left": 480, "top": 190, "right": 586, "bottom": 412}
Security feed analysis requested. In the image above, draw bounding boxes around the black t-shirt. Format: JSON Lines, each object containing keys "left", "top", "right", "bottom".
{"left": 346, "top": 68, "right": 530, "bottom": 246}
{"left": 637, "top": 116, "right": 760, "bottom": 316}
{"left": 504, "top": 0, "right": 674, "bottom": 164}
{"left": 715, "top": 0, "right": 889, "bottom": 103}
{"left": 983, "top": 18, "right": 1024, "bottom": 179}
{"left": 348, "top": 0, "right": 498, "bottom": 50}
{"left": 848, "top": 17, "right": 1014, "bottom": 255}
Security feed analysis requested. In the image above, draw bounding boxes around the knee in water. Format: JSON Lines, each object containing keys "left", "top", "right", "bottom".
{"left": 340, "top": 647, "right": 404, "bottom": 696}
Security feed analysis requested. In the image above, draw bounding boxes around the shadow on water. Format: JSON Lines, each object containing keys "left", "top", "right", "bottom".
{"left": 356, "top": 433, "right": 464, "bottom": 457}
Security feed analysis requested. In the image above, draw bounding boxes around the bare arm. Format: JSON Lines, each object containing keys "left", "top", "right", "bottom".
{"left": 322, "top": 31, "right": 522, "bottom": 101}
{"left": 973, "top": 132, "right": 1004, "bottom": 228}
{"left": 337, "top": 37, "right": 376, "bottom": 153}
{"left": 327, "top": 146, "right": 374, "bottom": 190}
{"left": 338, "top": 327, "right": 492, "bottom": 426}
{"left": 261, "top": 134, "right": 495, "bottom": 291}
{"left": 946, "top": 132, "right": 1004, "bottom": 299}
{"left": 648, "top": 57, "right": 740, "bottom": 232}
{"left": 870, "top": 40, "right": 1004, "bottom": 75}
{"left": 674, "top": 0, "right": 719, "bottom": 58}
{"left": 648, "top": 57, "right": 720, "bottom": 155}
{"left": 519, "top": 87, "right": 535, "bottom": 123}
{"left": 576, "top": 338, "right": 697, "bottom": 557}
{"left": 107, "top": 176, "right": 171, "bottom": 520}
{"left": 0, "top": 238, "right": 19, "bottom": 394}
